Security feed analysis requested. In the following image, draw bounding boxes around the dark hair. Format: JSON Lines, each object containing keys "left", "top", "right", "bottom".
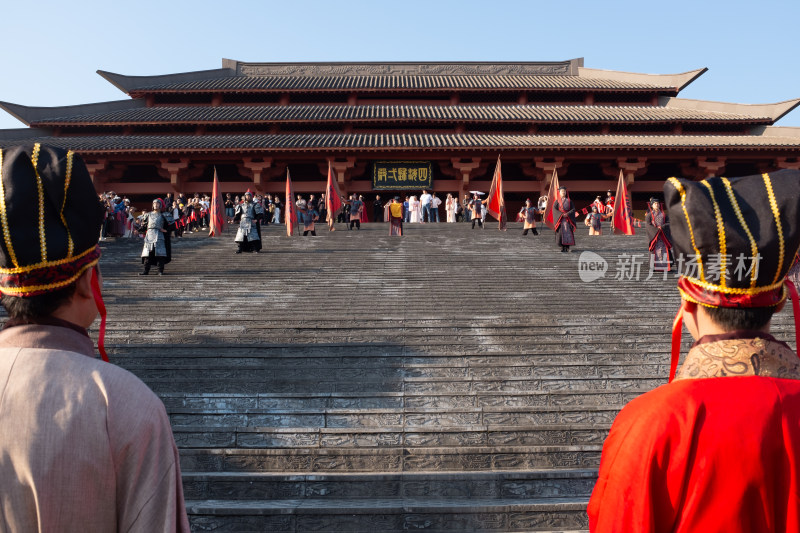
{"left": 703, "top": 306, "right": 775, "bottom": 331}
{"left": 1, "top": 283, "right": 77, "bottom": 319}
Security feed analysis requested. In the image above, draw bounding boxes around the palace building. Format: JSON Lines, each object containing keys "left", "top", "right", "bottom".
{"left": 1, "top": 58, "right": 799, "bottom": 210}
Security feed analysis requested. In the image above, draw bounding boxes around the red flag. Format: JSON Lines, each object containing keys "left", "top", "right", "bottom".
{"left": 285, "top": 168, "right": 297, "bottom": 237}
{"left": 485, "top": 155, "right": 507, "bottom": 230}
{"left": 612, "top": 169, "right": 636, "bottom": 235}
{"left": 581, "top": 207, "right": 588, "bottom": 215}
{"left": 325, "top": 161, "right": 343, "bottom": 229}
{"left": 208, "top": 167, "right": 225, "bottom": 237}
{"left": 543, "top": 168, "right": 560, "bottom": 230}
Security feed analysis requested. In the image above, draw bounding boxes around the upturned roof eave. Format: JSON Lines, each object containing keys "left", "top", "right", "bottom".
{"left": 578, "top": 67, "right": 707, "bottom": 93}
{"left": 1, "top": 99, "right": 147, "bottom": 126}
{"left": 662, "top": 96, "right": 800, "bottom": 123}
{"left": 97, "top": 68, "right": 237, "bottom": 95}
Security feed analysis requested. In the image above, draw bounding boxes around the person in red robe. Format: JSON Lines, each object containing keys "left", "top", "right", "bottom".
{"left": 588, "top": 170, "right": 800, "bottom": 533}
{"left": 645, "top": 198, "right": 672, "bottom": 271}
{"left": 552, "top": 186, "right": 576, "bottom": 252}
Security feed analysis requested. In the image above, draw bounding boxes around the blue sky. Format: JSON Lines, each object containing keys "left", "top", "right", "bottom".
{"left": 1, "top": 0, "right": 798, "bottom": 129}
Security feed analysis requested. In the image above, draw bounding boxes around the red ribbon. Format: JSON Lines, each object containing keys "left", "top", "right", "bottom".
{"left": 90, "top": 267, "right": 109, "bottom": 362}
{"left": 669, "top": 301, "right": 686, "bottom": 383}
{"left": 786, "top": 279, "right": 800, "bottom": 361}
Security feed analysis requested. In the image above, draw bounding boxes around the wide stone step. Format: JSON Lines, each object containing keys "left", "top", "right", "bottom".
{"left": 122, "top": 362, "right": 668, "bottom": 382}
{"left": 179, "top": 445, "right": 602, "bottom": 473}
{"left": 173, "top": 424, "right": 610, "bottom": 449}
{"left": 167, "top": 406, "right": 620, "bottom": 429}
{"left": 185, "top": 496, "right": 590, "bottom": 532}
{"left": 142, "top": 375, "right": 665, "bottom": 394}
{"left": 111, "top": 346, "right": 676, "bottom": 364}
{"left": 158, "top": 390, "right": 645, "bottom": 411}
{"left": 182, "top": 470, "right": 598, "bottom": 501}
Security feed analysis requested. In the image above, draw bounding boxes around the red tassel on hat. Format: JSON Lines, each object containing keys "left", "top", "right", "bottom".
{"left": 669, "top": 301, "right": 686, "bottom": 383}
{"left": 786, "top": 279, "right": 800, "bottom": 360}
{"left": 90, "top": 267, "right": 109, "bottom": 363}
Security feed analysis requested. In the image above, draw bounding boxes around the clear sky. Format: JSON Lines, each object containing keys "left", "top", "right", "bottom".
{"left": 1, "top": 0, "right": 798, "bottom": 130}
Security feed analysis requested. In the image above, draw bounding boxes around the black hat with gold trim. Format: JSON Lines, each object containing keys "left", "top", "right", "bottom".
{"left": 664, "top": 170, "right": 800, "bottom": 308}
{"left": 0, "top": 144, "right": 104, "bottom": 297}
{"left": 663, "top": 170, "right": 800, "bottom": 380}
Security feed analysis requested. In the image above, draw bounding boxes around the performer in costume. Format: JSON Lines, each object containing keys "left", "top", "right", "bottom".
{"left": 346, "top": 194, "right": 364, "bottom": 230}
{"left": 388, "top": 196, "right": 404, "bottom": 236}
{"left": 297, "top": 200, "right": 319, "bottom": 236}
{"left": 591, "top": 195, "right": 605, "bottom": 214}
{"left": 234, "top": 190, "right": 264, "bottom": 253}
{"left": 470, "top": 193, "right": 485, "bottom": 229}
{"left": 584, "top": 205, "right": 608, "bottom": 236}
{"left": 552, "top": 186, "right": 576, "bottom": 252}
{"left": 0, "top": 144, "right": 189, "bottom": 531}
{"left": 520, "top": 198, "right": 539, "bottom": 236}
{"left": 645, "top": 197, "right": 673, "bottom": 271}
{"left": 139, "top": 198, "right": 172, "bottom": 275}
{"left": 604, "top": 190, "right": 615, "bottom": 217}
{"left": 588, "top": 170, "right": 800, "bottom": 532}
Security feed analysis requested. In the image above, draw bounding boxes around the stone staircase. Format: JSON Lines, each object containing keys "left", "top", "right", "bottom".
{"left": 90, "top": 220, "right": 797, "bottom": 532}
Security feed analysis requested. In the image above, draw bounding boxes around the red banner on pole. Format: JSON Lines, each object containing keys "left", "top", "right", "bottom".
{"left": 543, "top": 168, "right": 560, "bottom": 230}
{"left": 612, "top": 169, "right": 636, "bottom": 235}
{"left": 485, "top": 155, "right": 507, "bottom": 231}
{"left": 208, "top": 167, "right": 225, "bottom": 237}
{"left": 325, "top": 161, "right": 343, "bottom": 229}
{"left": 285, "top": 168, "right": 297, "bottom": 237}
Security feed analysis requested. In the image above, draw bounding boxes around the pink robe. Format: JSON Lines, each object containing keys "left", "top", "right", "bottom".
{"left": 0, "top": 321, "right": 190, "bottom": 532}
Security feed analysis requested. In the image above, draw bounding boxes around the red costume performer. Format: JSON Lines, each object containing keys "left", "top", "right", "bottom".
{"left": 589, "top": 170, "right": 800, "bottom": 532}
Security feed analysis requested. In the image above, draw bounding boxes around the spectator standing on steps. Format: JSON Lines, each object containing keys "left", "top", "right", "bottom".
{"left": 445, "top": 193, "right": 457, "bottom": 223}
{"left": 420, "top": 189, "right": 432, "bottom": 222}
{"left": 373, "top": 194, "right": 384, "bottom": 222}
{"left": 0, "top": 144, "right": 190, "bottom": 532}
{"left": 430, "top": 192, "right": 442, "bottom": 223}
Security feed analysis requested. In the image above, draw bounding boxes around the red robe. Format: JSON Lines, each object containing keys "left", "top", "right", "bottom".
{"left": 588, "top": 334, "right": 800, "bottom": 532}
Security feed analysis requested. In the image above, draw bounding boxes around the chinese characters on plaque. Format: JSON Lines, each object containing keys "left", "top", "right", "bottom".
{"left": 373, "top": 161, "right": 433, "bottom": 190}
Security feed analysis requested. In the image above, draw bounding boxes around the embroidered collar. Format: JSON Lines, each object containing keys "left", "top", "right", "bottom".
{"left": 675, "top": 331, "right": 800, "bottom": 381}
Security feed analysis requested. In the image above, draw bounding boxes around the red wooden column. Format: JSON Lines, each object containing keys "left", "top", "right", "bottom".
{"left": 451, "top": 157, "right": 482, "bottom": 202}
{"left": 242, "top": 157, "right": 273, "bottom": 194}
{"left": 331, "top": 157, "right": 357, "bottom": 198}
{"left": 617, "top": 157, "right": 648, "bottom": 189}
{"left": 84, "top": 159, "right": 108, "bottom": 191}
{"left": 533, "top": 157, "right": 566, "bottom": 196}
{"left": 159, "top": 158, "right": 190, "bottom": 194}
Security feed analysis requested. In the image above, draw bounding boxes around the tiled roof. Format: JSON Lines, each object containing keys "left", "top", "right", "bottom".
{"left": 128, "top": 75, "right": 678, "bottom": 94}
{"left": 33, "top": 104, "right": 767, "bottom": 126}
{"left": 2, "top": 133, "right": 798, "bottom": 153}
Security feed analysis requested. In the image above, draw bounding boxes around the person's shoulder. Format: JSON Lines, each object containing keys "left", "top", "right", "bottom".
{"left": 12, "top": 346, "right": 164, "bottom": 410}
{"left": 612, "top": 382, "right": 692, "bottom": 429}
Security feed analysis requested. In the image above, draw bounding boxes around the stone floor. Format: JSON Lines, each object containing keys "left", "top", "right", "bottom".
{"left": 90, "top": 220, "right": 795, "bottom": 532}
